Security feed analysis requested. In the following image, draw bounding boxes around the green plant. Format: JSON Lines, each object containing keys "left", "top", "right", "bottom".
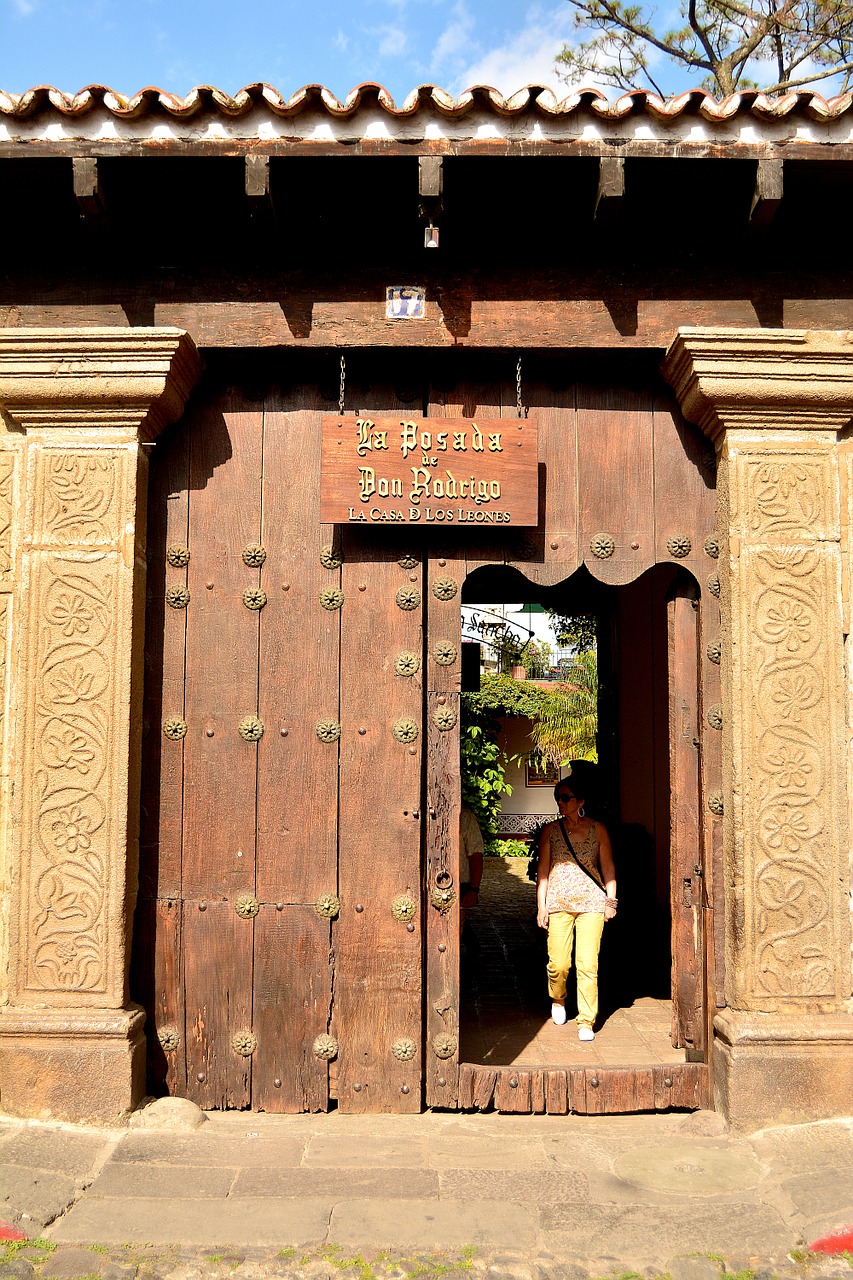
{"left": 489, "top": 838, "right": 530, "bottom": 857}
{"left": 277, "top": 1248, "right": 296, "bottom": 1259}
{"left": 530, "top": 649, "right": 598, "bottom": 768}
{"left": 89, "top": 1245, "right": 109, "bottom": 1255}
{"left": 460, "top": 700, "right": 512, "bottom": 852}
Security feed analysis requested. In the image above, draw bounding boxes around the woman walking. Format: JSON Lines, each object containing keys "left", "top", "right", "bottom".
{"left": 536, "top": 774, "right": 617, "bottom": 1041}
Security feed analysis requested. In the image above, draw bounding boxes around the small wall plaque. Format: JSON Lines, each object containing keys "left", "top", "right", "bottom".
{"left": 386, "top": 286, "right": 425, "bottom": 319}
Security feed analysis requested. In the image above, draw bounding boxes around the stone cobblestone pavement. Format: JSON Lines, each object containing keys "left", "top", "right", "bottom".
{"left": 1, "top": 1105, "right": 852, "bottom": 1280}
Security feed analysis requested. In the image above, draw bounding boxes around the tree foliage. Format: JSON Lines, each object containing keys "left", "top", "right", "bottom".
{"left": 548, "top": 611, "right": 597, "bottom": 653}
{"left": 556, "top": 0, "right": 853, "bottom": 97}
{"left": 530, "top": 649, "right": 599, "bottom": 768}
{"left": 461, "top": 669, "right": 599, "bottom": 847}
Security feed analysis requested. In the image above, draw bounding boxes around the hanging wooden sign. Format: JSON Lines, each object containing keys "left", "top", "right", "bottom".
{"left": 320, "top": 416, "right": 538, "bottom": 526}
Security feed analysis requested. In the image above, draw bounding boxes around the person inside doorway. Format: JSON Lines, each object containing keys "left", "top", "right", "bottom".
{"left": 536, "top": 768, "right": 617, "bottom": 1041}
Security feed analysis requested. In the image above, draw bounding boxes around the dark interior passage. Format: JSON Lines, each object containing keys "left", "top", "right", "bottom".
{"left": 459, "top": 563, "right": 698, "bottom": 1069}
{"left": 460, "top": 856, "right": 685, "bottom": 1068}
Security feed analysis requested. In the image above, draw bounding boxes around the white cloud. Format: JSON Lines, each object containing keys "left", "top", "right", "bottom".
{"left": 334, "top": 29, "right": 349, "bottom": 53}
{"left": 430, "top": 2, "right": 477, "bottom": 76}
{"left": 13, "top": 0, "right": 36, "bottom": 15}
{"left": 447, "top": 3, "right": 611, "bottom": 96}
{"left": 376, "top": 23, "right": 409, "bottom": 56}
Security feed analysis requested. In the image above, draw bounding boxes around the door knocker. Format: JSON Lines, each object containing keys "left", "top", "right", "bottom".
{"left": 430, "top": 868, "right": 456, "bottom": 914}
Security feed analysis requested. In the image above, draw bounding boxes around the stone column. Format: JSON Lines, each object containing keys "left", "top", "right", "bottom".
{"left": 0, "top": 329, "right": 201, "bottom": 1123}
{"left": 664, "top": 328, "right": 853, "bottom": 1130}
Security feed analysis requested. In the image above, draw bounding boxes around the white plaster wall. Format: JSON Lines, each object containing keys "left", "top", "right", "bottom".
{"left": 496, "top": 715, "right": 566, "bottom": 820}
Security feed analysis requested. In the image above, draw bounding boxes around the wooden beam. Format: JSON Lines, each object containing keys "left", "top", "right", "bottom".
{"left": 750, "top": 158, "right": 783, "bottom": 227}
{"left": 595, "top": 156, "right": 624, "bottom": 224}
{"left": 418, "top": 155, "right": 443, "bottom": 199}
{"left": 245, "top": 154, "right": 276, "bottom": 227}
{"left": 72, "top": 157, "right": 109, "bottom": 231}
{"left": 4, "top": 138, "right": 853, "bottom": 160}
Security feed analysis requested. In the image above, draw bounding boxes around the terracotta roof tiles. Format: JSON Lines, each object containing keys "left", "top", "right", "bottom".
{"left": 1, "top": 81, "right": 853, "bottom": 124}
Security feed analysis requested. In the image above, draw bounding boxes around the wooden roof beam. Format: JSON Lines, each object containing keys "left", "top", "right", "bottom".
{"left": 72, "top": 157, "right": 109, "bottom": 232}
{"left": 595, "top": 156, "right": 624, "bottom": 226}
{"left": 418, "top": 156, "right": 443, "bottom": 248}
{"left": 750, "top": 158, "right": 783, "bottom": 228}
{"left": 246, "top": 155, "right": 276, "bottom": 228}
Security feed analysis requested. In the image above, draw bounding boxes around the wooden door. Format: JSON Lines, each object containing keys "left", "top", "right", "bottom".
{"left": 136, "top": 379, "right": 338, "bottom": 1113}
{"left": 334, "top": 387, "right": 425, "bottom": 1114}
{"left": 134, "top": 357, "right": 716, "bottom": 1115}
{"left": 668, "top": 579, "right": 706, "bottom": 1054}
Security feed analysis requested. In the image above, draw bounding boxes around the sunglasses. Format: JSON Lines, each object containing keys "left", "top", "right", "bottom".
{"left": 556, "top": 792, "right": 576, "bottom": 803}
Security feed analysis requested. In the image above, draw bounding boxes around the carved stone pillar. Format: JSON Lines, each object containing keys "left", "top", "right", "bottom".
{"left": 0, "top": 329, "right": 201, "bottom": 1122}
{"left": 664, "top": 329, "right": 853, "bottom": 1130}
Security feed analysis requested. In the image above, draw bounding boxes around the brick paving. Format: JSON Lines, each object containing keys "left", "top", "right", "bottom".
{"left": 461, "top": 859, "right": 682, "bottom": 1069}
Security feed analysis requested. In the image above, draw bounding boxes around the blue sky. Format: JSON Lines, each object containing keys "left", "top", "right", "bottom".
{"left": 0, "top": 0, "right": 581, "bottom": 101}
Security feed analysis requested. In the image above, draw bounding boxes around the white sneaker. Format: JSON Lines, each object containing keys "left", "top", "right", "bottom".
{"left": 578, "top": 1025, "right": 595, "bottom": 1042}
{"left": 551, "top": 1003, "right": 567, "bottom": 1026}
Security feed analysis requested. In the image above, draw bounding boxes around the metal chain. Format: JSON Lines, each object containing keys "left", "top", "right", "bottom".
{"left": 338, "top": 354, "right": 346, "bottom": 416}
{"left": 516, "top": 356, "right": 524, "bottom": 419}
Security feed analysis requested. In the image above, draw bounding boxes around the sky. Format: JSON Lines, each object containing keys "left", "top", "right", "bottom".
{"left": 0, "top": 0, "right": 587, "bottom": 102}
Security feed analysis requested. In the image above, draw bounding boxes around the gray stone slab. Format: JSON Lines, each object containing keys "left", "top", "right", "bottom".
{"left": 532, "top": 1265, "right": 589, "bottom": 1280}
{"left": 438, "top": 1171, "right": 589, "bottom": 1205}
{"left": 0, "top": 1260, "right": 35, "bottom": 1280}
{"left": 537, "top": 1137, "right": 625, "bottom": 1174}
{"left": 779, "top": 1167, "right": 853, "bottom": 1222}
{"left": 0, "top": 1131, "right": 110, "bottom": 1180}
{"left": 427, "top": 1137, "right": 548, "bottom": 1171}
{"left": 666, "top": 1257, "right": 723, "bottom": 1280}
{"left": 0, "top": 1168, "right": 80, "bottom": 1228}
{"left": 49, "top": 1197, "right": 334, "bottom": 1245}
{"left": 232, "top": 1169, "right": 439, "bottom": 1199}
{"left": 750, "top": 1123, "right": 853, "bottom": 1176}
{"left": 41, "top": 1247, "right": 110, "bottom": 1279}
{"left": 613, "top": 1142, "right": 761, "bottom": 1196}
{"left": 87, "top": 1164, "right": 235, "bottom": 1199}
{"left": 328, "top": 1198, "right": 538, "bottom": 1250}
{"left": 540, "top": 1202, "right": 792, "bottom": 1265}
{"left": 303, "top": 1136, "right": 428, "bottom": 1169}
{"left": 112, "top": 1134, "right": 306, "bottom": 1169}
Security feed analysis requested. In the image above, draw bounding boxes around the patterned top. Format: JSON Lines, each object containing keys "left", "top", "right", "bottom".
{"left": 544, "top": 821, "right": 606, "bottom": 915}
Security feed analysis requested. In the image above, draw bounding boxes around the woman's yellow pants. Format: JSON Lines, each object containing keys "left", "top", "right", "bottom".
{"left": 546, "top": 910, "right": 605, "bottom": 1028}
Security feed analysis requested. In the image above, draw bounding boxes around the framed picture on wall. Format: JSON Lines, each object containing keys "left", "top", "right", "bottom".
{"left": 526, "top": 752, "right": 559, "bottom": 787}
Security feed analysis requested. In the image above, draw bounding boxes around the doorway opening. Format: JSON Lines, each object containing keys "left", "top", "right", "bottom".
{"left": 457, "top": 561, "right": 705, "bottom": 1079}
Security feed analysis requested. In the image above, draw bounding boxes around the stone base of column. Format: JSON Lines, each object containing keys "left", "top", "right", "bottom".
{"left": 0, "top": 1005, "right": 147, "bottom": 1124}
{"left": 714, "top": 1009, "right": 853, "bottom": 1132}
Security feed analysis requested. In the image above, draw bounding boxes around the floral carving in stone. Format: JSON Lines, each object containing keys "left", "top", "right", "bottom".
{"left": 729, "top": 447, "right": 844, "bottom": 1005}
{"left": 0, "top": 451, "right": 16, "bottom": 581}
{"left": 38, "top": 453, "right": 118, "bottom": 546}
{"left": 22, "top": 553, "right": 118, "bottom": 993}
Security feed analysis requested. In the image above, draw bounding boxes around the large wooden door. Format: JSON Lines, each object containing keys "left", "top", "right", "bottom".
{"left": 136, "top": 381, "right": 338, "bottom": 1112}
{"left": 134, "top": 355, "right": 717, "bottom": 1114}
{"left": 135, "top": 374, "right": 427, "bottom": 1112}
